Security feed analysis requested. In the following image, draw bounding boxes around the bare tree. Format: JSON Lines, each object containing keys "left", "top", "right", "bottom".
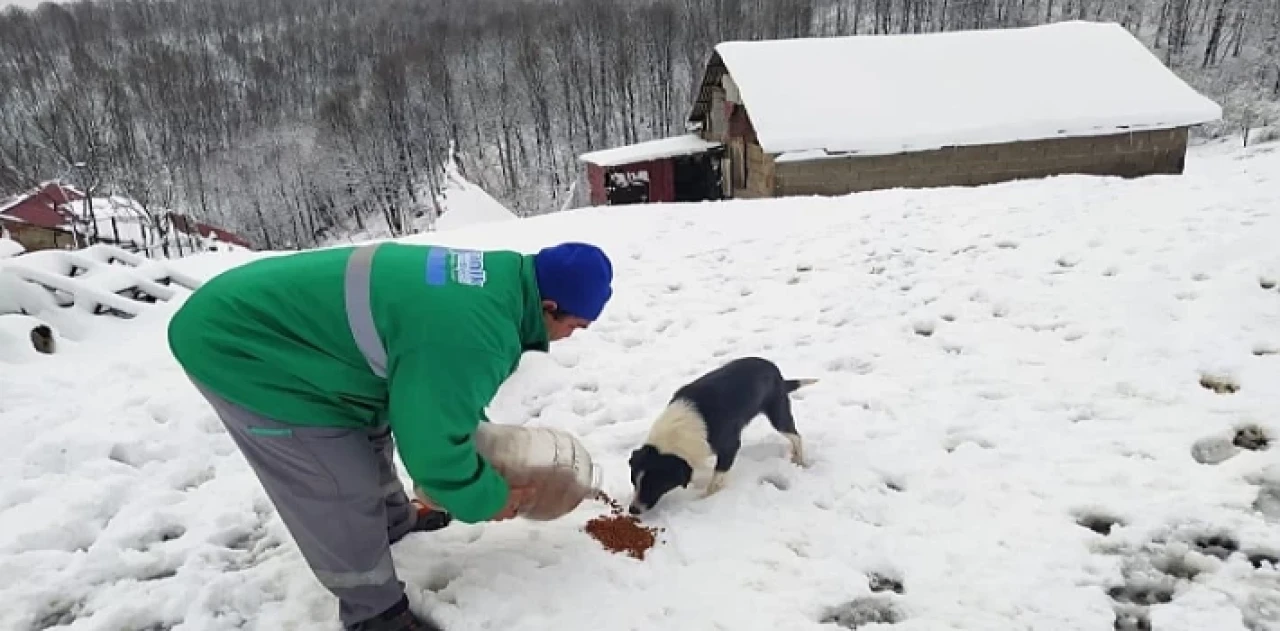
{"left": 0, "top": 0, "right": 1272, "bottom": 251}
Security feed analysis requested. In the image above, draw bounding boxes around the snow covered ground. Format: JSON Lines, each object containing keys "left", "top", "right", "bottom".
{"left": 0, "top": 236, "right": 24, "bottom": 259}
{"left": 2, "top": 138, "right": 1279, "bottom": 631}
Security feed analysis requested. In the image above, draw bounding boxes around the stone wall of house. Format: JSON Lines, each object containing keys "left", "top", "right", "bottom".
{"left": 1, "top": 221, "right": 73, "bottom": 252}
{"left": 738, "top": 141, "right": 776, "bottom": 198}
{"left": 771, "top": 127, "right": 1190, "bottom": 197}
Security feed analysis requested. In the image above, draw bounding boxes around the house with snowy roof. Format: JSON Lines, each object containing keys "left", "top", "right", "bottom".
{"left": 0, "top": 181, "right": 253, "bottom": 254}
{"left": 578, "top": 20, "right": 1223, "bottom": 206}
{"left": 0, "top": 182, "right": 84, "bottom": 251}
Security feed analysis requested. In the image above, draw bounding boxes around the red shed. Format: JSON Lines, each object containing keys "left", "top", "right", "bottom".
{"left": 169, "top": 212, "right": 255, "bottom": 249}
{"left": 579, "top": 134, "right": 725, "bottom": 207}
{"left": 0, "top": 182, "right": 85, "bottom": 251}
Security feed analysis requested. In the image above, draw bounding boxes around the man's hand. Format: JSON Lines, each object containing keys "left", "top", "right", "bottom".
{"left": 415, "top": 483, "right": 536, "bottom": 522}
{"left": 488, "top": 484, "right": 536, "bottom": 521}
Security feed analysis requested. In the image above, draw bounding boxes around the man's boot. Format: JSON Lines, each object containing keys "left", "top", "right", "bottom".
{"left": 390, "top": 500, "right": 452, "bottom": 545}
{"left": 348, "top": 595, "right": 444, "bottom": 631}
{"left": 411, "top": 500, "right": 452, "bottom": 532}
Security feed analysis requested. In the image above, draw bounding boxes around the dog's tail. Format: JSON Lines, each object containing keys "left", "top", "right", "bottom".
{"left": 784, "top": 378, "right": 819, "bottom": 393}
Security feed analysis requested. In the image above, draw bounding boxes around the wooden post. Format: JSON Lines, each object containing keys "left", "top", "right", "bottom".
{"left": 172, "top": 215, "right": 183, "bottom": 258}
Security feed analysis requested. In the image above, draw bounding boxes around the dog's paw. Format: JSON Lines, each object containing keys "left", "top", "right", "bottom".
{"left": 785, "top": 435, "right": 806, "bottom": 468}
{"left": 704, "top": 472, "right": 727, "bottom": 497}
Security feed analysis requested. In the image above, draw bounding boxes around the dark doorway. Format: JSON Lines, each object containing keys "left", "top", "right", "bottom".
{"left": 605, "top": 169, "right": 650, "bottom": 205}
{"left": 673, "top": 150, "right": 724, "bottom": 203}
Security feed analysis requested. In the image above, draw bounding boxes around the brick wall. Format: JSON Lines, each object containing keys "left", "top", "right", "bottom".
{"left": 772, "top": 127, "right": 1190, "bottom": 197}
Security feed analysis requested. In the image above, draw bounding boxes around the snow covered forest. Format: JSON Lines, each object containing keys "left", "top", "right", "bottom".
{"left": 0, "top": 0, "right": 1277, "bottom": 250}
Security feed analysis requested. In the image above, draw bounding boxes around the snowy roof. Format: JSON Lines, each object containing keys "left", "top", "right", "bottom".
{"left": 64, "top": 196, "right": 148, "bottom": 222}
{"left": 578, "top": 134, "right": 723, "bottom": 167}
{"left": 705, "top": 21, "right": 1223, "bottom": 157}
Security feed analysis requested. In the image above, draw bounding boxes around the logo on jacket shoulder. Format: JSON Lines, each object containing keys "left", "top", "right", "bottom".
{"left": 425, "top": 247, "right": 487, "bottom": 287}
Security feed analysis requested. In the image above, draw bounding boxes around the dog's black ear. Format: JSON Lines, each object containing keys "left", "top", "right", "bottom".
{"left": 629, "top": 445, "right": 655, "bottom": 469}
{"left": 675, "top": 458, "right": 693, "bottom": 488}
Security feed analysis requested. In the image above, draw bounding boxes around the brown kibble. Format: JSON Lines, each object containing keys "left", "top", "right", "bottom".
{"left": 583, "top": 491, "right": 663, "bottom": 560}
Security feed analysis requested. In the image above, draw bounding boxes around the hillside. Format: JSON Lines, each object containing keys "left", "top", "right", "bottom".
{"left": 0, "top": 0, "right": 1276, "bottom": 252}
{"left": 0, "top": 138, "right": 1278, "bottom": 630}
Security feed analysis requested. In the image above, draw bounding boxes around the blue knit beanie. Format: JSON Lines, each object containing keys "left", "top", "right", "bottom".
{"left": 533, "top": 242, "right": 613, "bottom": 321}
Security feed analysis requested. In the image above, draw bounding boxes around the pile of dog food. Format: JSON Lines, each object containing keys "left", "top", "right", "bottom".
{"left": 583, "top": 492, "right": 663, "bottom": 560}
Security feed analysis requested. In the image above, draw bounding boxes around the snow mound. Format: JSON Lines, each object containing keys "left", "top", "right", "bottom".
{"left": 0, "top": 236, "right": 24, "bottom": 259}
{"left": 0, "top": 313, "right": 57, "bottom": 362}
{"left": 435, "top": 161, "right": 519, "bottom": 232}
{"left": 0, "top": 244, "right": 202, "bottom": 349}
{"left": 1, "top": 139, "right": 1279, "bottom": 630}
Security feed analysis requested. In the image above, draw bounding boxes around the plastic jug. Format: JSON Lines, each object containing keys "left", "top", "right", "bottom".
{"left": 416, "top": 422, "right": 603, "bottom": 521}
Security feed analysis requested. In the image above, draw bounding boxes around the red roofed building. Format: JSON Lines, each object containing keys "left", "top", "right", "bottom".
{"left": 0, "top": 182, "right": 255, "bottom": 254}
{"left": 168, "top": 213, "right": 254, "bottom": 249}
{"left": 0, "top": 182, "right": 84, "bottom": 251}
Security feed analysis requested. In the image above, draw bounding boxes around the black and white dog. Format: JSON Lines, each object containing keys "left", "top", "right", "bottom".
{"left": 627, "top": 356, "right": 817, "bottom": 515}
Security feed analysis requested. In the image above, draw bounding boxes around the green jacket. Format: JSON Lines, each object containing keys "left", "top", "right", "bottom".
{"left": 167, "top": 242, "right": 549, "bottom": 523}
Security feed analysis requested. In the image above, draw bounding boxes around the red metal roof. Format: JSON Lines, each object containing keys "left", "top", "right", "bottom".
{"left": 196, "top": 223, "right": 253, "bottom": 248}
{"left": 0, "top": 189, "right": 254, "bottom": 250}
{"left": 169, "top": 212, "right": 254, "bottom": 249}
{"left": 0, "top": 183, "right": 84, "bottom": 230}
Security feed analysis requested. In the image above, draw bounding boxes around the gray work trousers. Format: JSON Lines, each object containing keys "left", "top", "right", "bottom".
{"left": 190, "top": 378, "right": 417, "bottom": 628}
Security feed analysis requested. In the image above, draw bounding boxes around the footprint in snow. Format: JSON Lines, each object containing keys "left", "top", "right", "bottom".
{"left": 821, "top": 595, "right": 905, "bottom": 629}
{"left": 758, "top": 473, "right": 790, "bottom": 491}
{"left": 34, "top": 598, "right": 86, "bottom": 630}
{"left": 1182, "top": 531, "right": 1241, "bottom": 562}
{"left": 910, "top": 318, "right": 936, "bottom": 337}
{"left": 1254, "top": 483, "right": 1280, "bottom": 522}
{"left": 941, "top": 434, "right": 995, "bottom": 452}
{"left": 1112, "top": 605, "right": 1152, "bottom": 631}
{"left": 1232, "top": 424, "right": 1271, "bottom": 451}
{"left": 1247, "top": 551, "right": 1280, "bottom": 569}
{"left": 867, "top": 570, "right": 905, "bottom": 594}
{"left": 1074, "top": 510, "right": 1125, "bottom": 536}
{"left": 1106, "top": 579, "right": 1175, "bottom": 606}
{"left": 1191, "top": 435, "right": 1241, "bottom": 465}
{"left": 130, "top": 524, "right": 187, "bottom": 552}
{"left": 1198, "top": 372, "right": 1239, "bottom": 394}
{"left": 825, "top": 356, "right": 873, "bottom": 374}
